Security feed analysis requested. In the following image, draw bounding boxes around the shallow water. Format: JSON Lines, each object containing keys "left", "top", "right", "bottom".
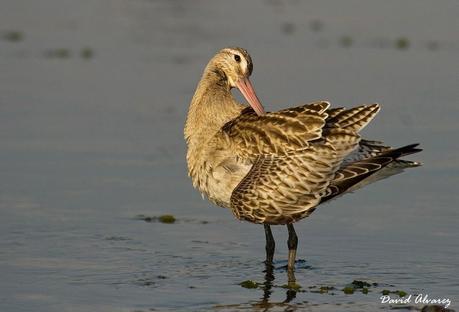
{"left": 1, "top": 0, "right": 458, "bottom": 311}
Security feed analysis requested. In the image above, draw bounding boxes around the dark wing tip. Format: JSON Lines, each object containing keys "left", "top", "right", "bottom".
{"left": 321, "top": 142, "right": 422, "bottom": 203}
{"left": 383, "top": 143, "right": 422, "bottom": 158}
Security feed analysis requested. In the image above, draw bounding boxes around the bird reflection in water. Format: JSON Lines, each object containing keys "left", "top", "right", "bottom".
{"left": 260, "top": 262, "right": 298, "bottom": 306}
{"left": 215, "top": 261, "right": 305, "bottom": 312}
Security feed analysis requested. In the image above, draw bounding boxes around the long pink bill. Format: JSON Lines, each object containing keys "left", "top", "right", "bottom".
{"left": 236, "top": 77, "right": 266, "bottom": 116}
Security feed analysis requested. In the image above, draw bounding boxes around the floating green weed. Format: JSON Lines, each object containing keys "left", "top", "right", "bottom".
{"left": 381, "top": 289, "right": 408, "bottom": 297}
{"left": 3, "top": 31, "right": 24, "bottom": 42}
{"left": 342, "top": 280, "right": 376, "bottom": 294}
{"left": 396, "top": 290, "right": 407, "bottom": 297}
{"left": 352, "top": 280, "right": 372, "bottom": 288}
{"left": 80, "top": 47, "right": 94, "bottom": 59}
{"left": 340, "top": 36, "right": 353, "bottom": 48}
{"left": 158, "top": 215, "right": 176, "bottom": 224}
{"left": 343, "top": 286, "right": 354, "bottom": 294}
{"left": 135, "top": 214, "right": 176, "bottom": 223}
{"left": 239, "top": 280, "right": 259, "bottom": 289}
{"left": 395, "top": 37, "right": 410, "bottom": 50}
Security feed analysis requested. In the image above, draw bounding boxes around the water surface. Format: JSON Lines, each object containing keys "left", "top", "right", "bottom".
{"left": 1, "top": 1, "right": 458, "bottom": 311}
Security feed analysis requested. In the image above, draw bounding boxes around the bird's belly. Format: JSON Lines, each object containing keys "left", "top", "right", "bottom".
{"left": 204, "top": 161, "right": 251, "bottom": 208}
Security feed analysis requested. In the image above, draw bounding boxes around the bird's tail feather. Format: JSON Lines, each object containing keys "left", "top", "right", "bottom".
{"left": 321, "top": 143, "right": 422, "bottom": 202}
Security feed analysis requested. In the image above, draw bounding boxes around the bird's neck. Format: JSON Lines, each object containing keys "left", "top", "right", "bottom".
{"left": 184, "top": 69, "right": 244, "bottom": 148}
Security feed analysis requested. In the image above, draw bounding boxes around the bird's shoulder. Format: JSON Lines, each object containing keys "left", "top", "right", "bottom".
{"left": 216, "top": 101, "right": 331, "bottom": 159}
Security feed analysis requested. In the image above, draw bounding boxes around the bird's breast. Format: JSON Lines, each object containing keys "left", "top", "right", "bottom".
{"left": 188, "top": 149, "right": 252, "bottom": 208}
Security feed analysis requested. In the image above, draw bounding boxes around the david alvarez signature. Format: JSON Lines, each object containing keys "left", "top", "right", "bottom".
{"left": 381, "top": 293, "right": 452, "bottom": 309}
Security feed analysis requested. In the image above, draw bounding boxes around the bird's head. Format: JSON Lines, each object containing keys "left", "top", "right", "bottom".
{"left": 207, "top": 47, "right": 265, "bottom": 115}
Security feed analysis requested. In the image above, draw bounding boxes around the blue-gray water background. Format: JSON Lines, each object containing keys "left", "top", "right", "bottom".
{"left": 1, "top": 1, "right": 458, "bottom": 311}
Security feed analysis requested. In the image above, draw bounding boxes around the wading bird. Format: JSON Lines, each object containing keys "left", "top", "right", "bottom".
{"left": 184, "top": 47, "right": 421, "bottom": 280}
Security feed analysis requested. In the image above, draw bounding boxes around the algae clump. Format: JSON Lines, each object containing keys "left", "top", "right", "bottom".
{"left": 159, "top": 215, "right": 176, "bottom": 224}
{"left": 343, "top": 286, "right": 354, "bottom": 294}
{"left": 239, "top": 280, "right": 259, "bottom": 289}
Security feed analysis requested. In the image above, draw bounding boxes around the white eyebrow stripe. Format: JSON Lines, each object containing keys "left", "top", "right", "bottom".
{"left": 240, "top": 56, "right": 248, "bottom": 74}
{"left": 222, "top": 48, "right": 249, "bottom": 74}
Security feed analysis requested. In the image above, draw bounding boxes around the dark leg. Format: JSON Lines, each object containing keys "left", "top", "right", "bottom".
{"left": 264, "top": 224, "right": 275, "bottom": 264}
{"left": 287, "top": 223, "right": 298, "bottom": 282}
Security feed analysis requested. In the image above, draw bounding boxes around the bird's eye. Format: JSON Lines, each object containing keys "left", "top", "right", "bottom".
{"left": 234, "top": 54, "right": 241, "bottom": 63}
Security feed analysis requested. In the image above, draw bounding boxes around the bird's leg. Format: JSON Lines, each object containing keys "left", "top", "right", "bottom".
{"left": 264, "top": 224, "right": 275, "bottom": 265}
{"left": 287, "top": 223, "right": 298, "bottom": 283}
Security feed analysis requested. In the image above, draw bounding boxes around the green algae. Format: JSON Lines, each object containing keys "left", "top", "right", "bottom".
{"left": 3, "top": 31, "right": 24, "bottom": 42}
{"left": 135, "top": 214, "right": 176, "bottom": 224}
{"left": 281, "top": 283, "right": 302, "bottom": 291}
{"left": 80, "top": 47, "right": 94, "bottom": 59}
{"left": 395, "top": 37, "right": 410, "bottom": 50}
{"left": 340, "top": 36, "right": 353, "bottom": 48}
{"left": 158, "top": 215, "right": 176, "bottom": 224}
{"left": 343, "top": 286, "right": 355, "bottom": 294}
{"left": 239, "top": 280, "right": 260, "bottom": 289}
{"left": 352, "top": 280, "right": 372, "bottom": 288}
{"left": 381, "top": 289, "right": 408, "bottom": 297}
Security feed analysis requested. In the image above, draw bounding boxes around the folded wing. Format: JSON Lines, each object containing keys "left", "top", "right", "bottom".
{"left": 222, "top": 101, "right": 381, "bottom": 224}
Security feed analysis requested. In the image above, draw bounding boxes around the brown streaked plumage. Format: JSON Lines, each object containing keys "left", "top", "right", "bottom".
{"left": 184, "top": 47, "right": 421, "bottom": 280}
